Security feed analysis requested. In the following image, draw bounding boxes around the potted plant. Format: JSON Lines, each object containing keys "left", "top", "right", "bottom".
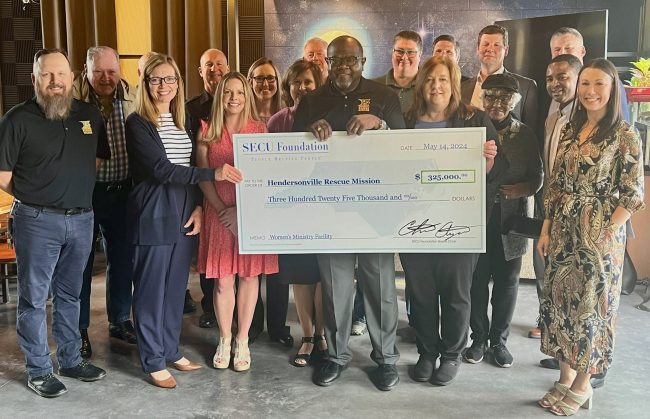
{"left": 626, "top": 57, "right": 650, "bottom": 101}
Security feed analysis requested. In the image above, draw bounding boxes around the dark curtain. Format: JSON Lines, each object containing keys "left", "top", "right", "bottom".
{"left": 150, "top": 0, "right": 223, "bottom": 99}
{"left": 41, "top": 0, "right": 117, "bottom": 73}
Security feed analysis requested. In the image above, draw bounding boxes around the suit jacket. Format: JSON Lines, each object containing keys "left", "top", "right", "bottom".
{"left": 461, "top": 68, "right": 539, "bottom": 134}
{"left": 124, "top": 112, "right": 215, "bottom": 245}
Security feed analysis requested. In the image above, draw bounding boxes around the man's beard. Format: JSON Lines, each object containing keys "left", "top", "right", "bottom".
{"left": 35, "top": 85, "right": 73, "bottom": 120}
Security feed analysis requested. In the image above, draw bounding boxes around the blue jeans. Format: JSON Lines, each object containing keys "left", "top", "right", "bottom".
{"left": 79, "top": 183, "right": 132, "bottom": 329}
{"left": 12, "top": 203, "right": 93, "bottom": 378}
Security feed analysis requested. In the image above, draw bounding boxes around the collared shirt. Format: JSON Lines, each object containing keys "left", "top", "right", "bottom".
{"left": 544, "top": 99, "right": 575, "bottom": 174}
{"left": 470, "top": 66, "right": 505, "bottom": 110}
{"left": 372, "top": 70, "right": 416, "bottom": 114}
{"left": 292, "top": 77, "right": 405, "bottom": 132}
{"left": 89, "top": 88, "right": 129, "bottom": 182}
{"left": 0, "top": 98, "right": 110, "bottom": 208}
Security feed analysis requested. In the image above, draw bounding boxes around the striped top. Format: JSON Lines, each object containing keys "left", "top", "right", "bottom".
{"left": 156, "top": 113, "right": 192, "bottom": 166}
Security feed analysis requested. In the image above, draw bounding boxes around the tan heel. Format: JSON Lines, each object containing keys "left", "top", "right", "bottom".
{"left": 233, "top": 337, "right": 250, "bottom": 372}
{"left": 538, "top": 381, "right": 570, "bottom": 409}
{"left": 213, "top": 336, "right": 231, "bottom": 369}
{"left": 550, "top": 387, "right": 593, "bottom": 416}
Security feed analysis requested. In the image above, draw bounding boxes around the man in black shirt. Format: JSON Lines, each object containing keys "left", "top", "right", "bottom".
{"left": 186, "top": 48, "right": 229, "bottom": 328}
{"left": 293, "top": 35, "right": 404, "bottom": 391}
{"left": 0, "top": 49, "right": 109, "bottom": 398}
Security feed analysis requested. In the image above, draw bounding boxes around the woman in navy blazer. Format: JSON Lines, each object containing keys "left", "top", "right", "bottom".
{"left": 125, "top": 54, "right": 239, "bottom": 389}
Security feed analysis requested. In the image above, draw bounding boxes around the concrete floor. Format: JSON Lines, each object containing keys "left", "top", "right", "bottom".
{"left": 1, "top": 259, "right": 649, "bottom": 419}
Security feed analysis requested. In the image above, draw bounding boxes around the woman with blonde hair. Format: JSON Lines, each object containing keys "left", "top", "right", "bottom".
{"left": 197, "top": 72, "right": 278, "bottom": 372}
{"left": 126, "top": 54, "right": 235, "bottom": 388}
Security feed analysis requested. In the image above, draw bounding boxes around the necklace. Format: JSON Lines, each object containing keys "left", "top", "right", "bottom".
{"left": 579, "top": 123, "right": 598, "bottom": 145}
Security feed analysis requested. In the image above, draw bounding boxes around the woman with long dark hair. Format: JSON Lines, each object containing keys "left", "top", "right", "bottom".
{"left": 537, "top": 58, "right": 644, "bottom": 416}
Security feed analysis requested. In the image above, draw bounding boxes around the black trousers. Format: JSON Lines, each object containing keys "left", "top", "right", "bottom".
{"left": 199, "top": 273, "right": 214, "bottom": 314}
{"left": 470, "top": 206, "right": 522, "bottom": 346}
{"left": 400, "top": 253, "right": 478, "bottom": 361}
{"left": 251, "top": 274, "right": 289, "bottom": 338}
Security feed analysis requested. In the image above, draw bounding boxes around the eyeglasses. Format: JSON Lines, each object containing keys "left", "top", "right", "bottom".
{"left": 252, "top": 75, "right": 277, "bottom": 84}
{"left": 483, "top": 93, "right": 513, "bottom": 104}
{"left": 325, "top": 56, "right": 362, "bottom": 67}
{"left": 393, "top": 48, "right": 419, "bottom": 58}
{"left": 147, "top": 76, "right": 178, "bottom": 85}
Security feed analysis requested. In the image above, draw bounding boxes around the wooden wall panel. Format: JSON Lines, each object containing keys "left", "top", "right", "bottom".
{"left": 115, "top": 0, "right": 151, "bottom": 56}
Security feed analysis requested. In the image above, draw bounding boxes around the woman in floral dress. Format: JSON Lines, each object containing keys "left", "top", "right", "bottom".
{"left": 537, "top": 58, "right": 645, "bottom": 416}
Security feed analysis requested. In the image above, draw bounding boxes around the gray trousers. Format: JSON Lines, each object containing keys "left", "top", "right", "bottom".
{"left": 317, "top": 253, "right": 399, "bottom": 366}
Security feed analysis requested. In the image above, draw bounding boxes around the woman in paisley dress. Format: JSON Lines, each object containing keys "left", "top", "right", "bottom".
{"left": 537, "top": 58, "right": 645, "bottom": 416}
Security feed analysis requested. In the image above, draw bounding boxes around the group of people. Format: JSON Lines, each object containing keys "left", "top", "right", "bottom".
{"left": 0, "top": 20, "right": 644, "bottom": 418}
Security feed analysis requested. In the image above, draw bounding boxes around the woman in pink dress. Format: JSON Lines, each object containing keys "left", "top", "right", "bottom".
{"left": 197, "top": 72, "right": 278, "bottom": 372}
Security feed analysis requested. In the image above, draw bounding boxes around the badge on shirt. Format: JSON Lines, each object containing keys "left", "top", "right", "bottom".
{"left": 358, "top": 99, "right": 371, "bottom": 112}
{"left": 80, "top": 121, "right": 93, "bottom": 135}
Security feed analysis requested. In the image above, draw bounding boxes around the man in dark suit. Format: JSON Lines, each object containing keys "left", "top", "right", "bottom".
{"left": 185, "top": 48, "right": 229, "bottom": 328}
{"left": 461, "top": 24, "right": 538, "bottom": 133}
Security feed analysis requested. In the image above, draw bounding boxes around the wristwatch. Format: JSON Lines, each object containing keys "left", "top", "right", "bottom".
{"left": 377, "top": 119, "right": 388, "bottom": 130}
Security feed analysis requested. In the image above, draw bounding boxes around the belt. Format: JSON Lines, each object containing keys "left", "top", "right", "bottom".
{"left": 21, "top": 203, "right": 92, "bottom": 216}
{"left": 96, "top": 178, "right": 131, "bottom": 192}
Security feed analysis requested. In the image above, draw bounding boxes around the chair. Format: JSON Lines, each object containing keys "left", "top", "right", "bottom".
{"left": 0, "top": 211, "right": 16, "bottom": 304}
{"left": 0, "top": 243, "right": 16, "bottom": 304}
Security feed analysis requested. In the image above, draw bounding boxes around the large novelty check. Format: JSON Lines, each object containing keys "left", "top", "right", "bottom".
{"left": 234, "top": 128, "right": 486, "bottom": 254}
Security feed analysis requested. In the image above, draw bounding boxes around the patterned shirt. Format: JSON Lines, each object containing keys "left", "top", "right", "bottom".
{"left": 91, "top": 91, "right": 129, "bottom": 182}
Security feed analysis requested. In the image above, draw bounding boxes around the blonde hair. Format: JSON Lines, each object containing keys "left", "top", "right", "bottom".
{"left": 202, "top": 72, "right": 259, "bottom": 143}
{"left": 247, "top": 57, "right": 282, "bottom": 115}
{"left": 135, "top": 54, "right": 185, "bottom": 129}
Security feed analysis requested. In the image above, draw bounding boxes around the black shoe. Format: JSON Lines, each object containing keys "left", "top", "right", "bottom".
{"left": 28, "top": 373, "right": 68, "bottom": 398}
{"left": 463, "top": 340, "right": 486, "bottom": 364}
{"left": 539, "top": 357, "right": 560, "bottom": 370}
{"left": 80, "top": 329, "right": 92, "bottom": 359}
{"left": 183, "top": 290, "right": 197, "bottom": 314}
{"left": 413, "top": 353, "right": 437, "bottom": 382}
{"left": 199, "top": 312, "right": 216, "bottom": 328}
{"left": 270, "top": 332, "right": 294, "bottom": 348}
{"left": 491, "top": 344, "right": 513, "bottom": 368}
{"left": 374, "top": 364, "right": 399, "bottom": 391}
{"left": 58, "top": 361, "right": 107, "bottom": 382}
{"left": 590, "top": 372, "right": 606, "bottom": 389}
{"left": 109, "top": 320, "right": 137, "bottom": 344}
{"left": 315, "top": 361, "right": 345, "bottom": 387}
{"left": 431, "top": 359, "right": 460, "bottom": 386}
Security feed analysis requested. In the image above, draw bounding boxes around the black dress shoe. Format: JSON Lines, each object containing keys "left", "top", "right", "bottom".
{"left": 413, "top": 353, "right": 437, "bottom": 382}
{"left": 375, "top": 364, "right": 400, "bottom": 391}
{"left": 315, "top": 361, "right": 346, "bottom": 386}
{"left": 59, "top": 361, "right": 107, "bottom": 382}
{"left": 199, "top": 312, "right": 217, "bottom": 328}
{"left": 430, "top": 359, "right": 460, "bottom": 386}
{"left": 80, "top": 329, "right": 92, "bottom": 358}
{"left": 109, "top": 320, "right": 137, "bottom": 344}
{"left": 270, "top": 333, "right": 294, "bottom": 348}
{"left": 28, "top": 373, "right": 68, "bottom": 398}
{"left": 183, "top": 290, "right": 197, "bottom": 314}
{"left": 539, "top": 357, "right": 560, "bottom": 370}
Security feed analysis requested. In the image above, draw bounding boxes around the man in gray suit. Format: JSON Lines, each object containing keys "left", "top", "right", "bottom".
{"left": 292, "top": 35, "right": 405, "bottom": 392}
{"left": 461, "top": 24, "right": 538, "bottom": 133}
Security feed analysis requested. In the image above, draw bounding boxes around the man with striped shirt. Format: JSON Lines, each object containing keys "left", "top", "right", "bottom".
{"left": 73, "top": 46, "right": 137, "bottom": 357}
